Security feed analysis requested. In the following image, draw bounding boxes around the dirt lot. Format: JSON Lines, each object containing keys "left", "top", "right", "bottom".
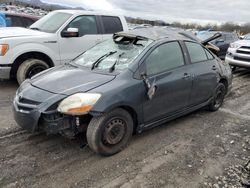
{"left": 0, "top": 70, "right": 249, "bottom": 188}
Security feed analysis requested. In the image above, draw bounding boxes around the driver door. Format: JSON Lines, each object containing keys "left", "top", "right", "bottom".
{"left": 58, "top": 15, "right": 103, "bottom": 64}
{"left": 141, "top": 41, "right": 193, "bottom": 123}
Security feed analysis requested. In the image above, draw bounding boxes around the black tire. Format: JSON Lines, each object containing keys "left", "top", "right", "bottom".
{"left": 17, "top": 59, "right": 49, "bottom": 85}
{"left": 86, "top": 108, "right": 134, "bottom": 156}
{"left": 208, "top": 83, "right": 226, "bottom": 111}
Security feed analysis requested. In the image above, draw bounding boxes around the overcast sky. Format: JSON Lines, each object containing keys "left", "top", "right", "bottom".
{"left": 41, "top": 0, "right": 250, "bottom": 24}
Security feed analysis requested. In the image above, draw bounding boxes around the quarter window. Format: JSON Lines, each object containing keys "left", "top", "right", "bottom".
{"left": 145, "top": 41, "right": 185, "bottom": 75}
{"left": 205, "top": 49, "right": 214, "bottom": 60}
{"left": 66, "top": 15, "right": 98, "bottom": 37}
{"left": 185, "top": 42, "right": 208, "bottom": 63}
{"left": 101, "top": 16, "right": 123, "bottom": 34}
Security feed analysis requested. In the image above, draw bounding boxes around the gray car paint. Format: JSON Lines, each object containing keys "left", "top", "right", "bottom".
{"left": 13, "top": 28, "right": 232, "bottom": 134}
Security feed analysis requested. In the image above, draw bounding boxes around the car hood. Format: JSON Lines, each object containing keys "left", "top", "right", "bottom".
{"left": 0, "top": 27, "right": 46, "bottom": 39}
{"left": 234, "top": 40, "right": 250, "bottom": 46}
{"left": 30, "top": 65, "right": 116, "bottom": 95}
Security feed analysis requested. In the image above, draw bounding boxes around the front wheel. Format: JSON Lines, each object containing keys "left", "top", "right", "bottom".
{"left": 208, "top": 83, "right": 226, "bottom": 111}
{"left": 86, "top": 108, "right": 134, "bottom": 156}
{"left": 17, "top": 59, "right": 49, "bottom": 85}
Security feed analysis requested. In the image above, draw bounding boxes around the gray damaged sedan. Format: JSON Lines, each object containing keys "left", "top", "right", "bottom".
{"left": 13, "top": 28, "right": 232, "bottom": 156}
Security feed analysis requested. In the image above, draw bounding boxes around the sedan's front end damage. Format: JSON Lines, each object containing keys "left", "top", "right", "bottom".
{"left": 12, "top": 76, "right": 103, "bottom": 138}
{"left": 13, "top": 91, "right": 94, "bottom": 138}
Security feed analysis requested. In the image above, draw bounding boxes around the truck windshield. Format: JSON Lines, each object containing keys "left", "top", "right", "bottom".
{"left": 73, "top": 36, "right": 153, "bottom": 71}
{"left": 30, "top": 12, "right": 72, "bottom": 33}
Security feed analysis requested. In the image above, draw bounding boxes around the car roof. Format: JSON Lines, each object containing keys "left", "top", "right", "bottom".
{"left": 116, "top": 27, "right": 199, "bottom": 42}
{"left": 54, "top": 9, "right": 123, "bottom": 17}
{"left": 199, "top": 30, "right": 235, "bottom": 35}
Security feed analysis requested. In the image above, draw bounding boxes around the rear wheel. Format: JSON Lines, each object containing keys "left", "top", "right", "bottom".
{"left": 208, "top": 83, "right": 226, "bottom": 111}
{"left": 17, "top": 59, "right": 49, "bottom": 85}
{"left": 86, "top": 108, "right": 134, "bottom": 156}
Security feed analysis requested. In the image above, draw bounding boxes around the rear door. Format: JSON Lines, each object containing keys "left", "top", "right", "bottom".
{"left": 184, "top": 41, "right": 219, "bottom": 106}
{"left": 141, "top": 41, "right": 193, "bottom": 123}
{"left": 58, "top": 15, "right": 103, "bottom": 64}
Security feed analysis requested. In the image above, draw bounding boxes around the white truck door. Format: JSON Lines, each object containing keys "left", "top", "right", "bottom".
{"left": 58, "top": 15, "right": 103, "bottom": 64}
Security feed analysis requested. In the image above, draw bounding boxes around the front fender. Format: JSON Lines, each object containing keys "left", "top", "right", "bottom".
{"left": 9, "top": 42, "right": 60, "bottom": 65}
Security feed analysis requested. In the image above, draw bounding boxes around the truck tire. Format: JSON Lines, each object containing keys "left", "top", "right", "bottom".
{"left": 86, "top": 108, "right": 134, "bottom": 156}
{"left": 17, "top": 59, "right": 49, "bottom": 85}
{"left": 208, "top": 83, "right": 226, "bottom": 111}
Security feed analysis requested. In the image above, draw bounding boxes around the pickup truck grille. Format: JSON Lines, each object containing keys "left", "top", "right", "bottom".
{"left": 234, "top": 56, "right": 250, "bottom": 62}
{"left": 236, "top": 46, "right": 250, "bottom": 55}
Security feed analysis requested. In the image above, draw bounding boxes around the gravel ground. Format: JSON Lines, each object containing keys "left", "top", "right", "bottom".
{"left": 0, "top": 69, "right": 249, "bottom": 188}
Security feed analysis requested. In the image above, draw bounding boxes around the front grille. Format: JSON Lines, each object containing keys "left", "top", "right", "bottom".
{"left": 19, "top": 98, "right": 41, "bottom": 105}
{"left": 15, "top": 96, "right": 41, "bottom": 113}
{"left": 236, "top": 50, "right": 250, "bottom": 55}
{"left": 236, "top": 46, "right": 250, "bottom": 55}
{"left": 234, "top": 56, "right": 250, "bottom": 62}
{"left": 240, "top": 46, "right": 250, "bottom": 50}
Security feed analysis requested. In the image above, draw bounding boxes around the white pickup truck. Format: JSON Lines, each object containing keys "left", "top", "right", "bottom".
{"left": 0, "top": 10, "right": 128, "bottom": 84}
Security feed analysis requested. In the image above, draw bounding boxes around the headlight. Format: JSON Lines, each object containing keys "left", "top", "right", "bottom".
{"left": 0, "top": 44, "right": 9, "bottom": 56}
{"left": 230, "top": 43, "right": 241, "bottom": 49}
{"left": 57, "top": 93, "right": 101, "bottom": 115}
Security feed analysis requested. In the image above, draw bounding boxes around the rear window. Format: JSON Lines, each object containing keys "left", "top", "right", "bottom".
{"left": 101, "top": 16, "right": 123, "bottom": 34}
{"left": 185, "top": 42, "right": 208, "bottom": 63}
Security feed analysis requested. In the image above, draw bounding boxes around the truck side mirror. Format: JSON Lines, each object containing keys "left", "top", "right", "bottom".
{"left": 61, "top": 28, "right": 79, "bottom": 38}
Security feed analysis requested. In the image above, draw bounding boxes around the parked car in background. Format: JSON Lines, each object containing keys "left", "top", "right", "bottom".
{"left": 197, "top": 31, "right": 239, "bottom": 59}
{"left": 13, "top": 28, "right": 232, "bottom": 156}
{"left": 226, "top": 34, "right": 250, "bottom": 70}
{"left": 0, "top": 11, "right": 40, "bottom": 27}
{"left": 0, "top": 10, "right": 128, "bottom": 84}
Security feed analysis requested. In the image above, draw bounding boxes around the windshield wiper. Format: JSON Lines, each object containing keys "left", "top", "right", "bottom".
{"left": 30, "top": 27, "right": 40, "bottom": 31}
{"left": 91, "top": 51, "right": 117, "bottom": 70}
{"left": 109, "top": 52, "right": 125, "bottom": 73}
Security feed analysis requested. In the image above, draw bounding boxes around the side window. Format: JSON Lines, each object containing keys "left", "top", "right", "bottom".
{"left": 21, "top": 18, "right": 34, "bottom": 27}
{"left": 205, "top": 49, "right": 214, "bottom": 60}
{"left": 145, "top": 41, "right": 185, "bottom": 76}
{"left": 185, "top": 42, "right": 208, "bottom": 63}
{"left": 66, "top": 15, "right": 98, "bottom": 37}
{"left": 101, "top": 16, "right": 123, "bottom": 34}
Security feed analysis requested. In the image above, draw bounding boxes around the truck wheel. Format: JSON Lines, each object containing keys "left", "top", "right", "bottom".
{"left": 86, "top": 108, "right": 134, "bottom": 156}
{"left": 17, "top": 59, "right": 49, "bottom": 84}
{"left": 208, "top": 83, "right": 226, "bottom": 111}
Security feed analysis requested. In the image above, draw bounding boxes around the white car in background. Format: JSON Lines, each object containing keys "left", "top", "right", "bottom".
{"left": 0, "top": 10, "right": 128, "bottom": 84}
{"left": 226, "top": 34, "right": 250, "bottom": 70}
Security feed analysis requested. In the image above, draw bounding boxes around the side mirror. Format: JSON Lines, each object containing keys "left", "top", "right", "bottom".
{"left": 141, "top": 72, "right": 157, "bottom": 100}
{"left": 61, "top": 28, "right": 79, "bottom": 38}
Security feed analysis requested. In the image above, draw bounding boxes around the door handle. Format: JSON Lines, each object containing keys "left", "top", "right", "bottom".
{"left": 212, "top": 65, "right": 217, "bottom": 70}
{"left": 183, "top": 73, "right": 191, "bottom": 79}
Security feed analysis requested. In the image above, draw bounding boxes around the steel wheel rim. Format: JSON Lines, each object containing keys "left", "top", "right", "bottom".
{"left": 214, "top": 88, "right": 224, "bottom": 108}
{"left": 103, "top": 118, "right": 126, "bottom": 146}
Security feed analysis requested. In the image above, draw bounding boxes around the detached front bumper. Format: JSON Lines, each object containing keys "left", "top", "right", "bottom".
{"left": 0, "top": 65, "right": 11, "bottom": 79}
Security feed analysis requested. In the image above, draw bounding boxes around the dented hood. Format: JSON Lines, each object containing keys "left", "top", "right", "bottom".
{"left": 30, "top": 65, "right": 115, "bottom": 96}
